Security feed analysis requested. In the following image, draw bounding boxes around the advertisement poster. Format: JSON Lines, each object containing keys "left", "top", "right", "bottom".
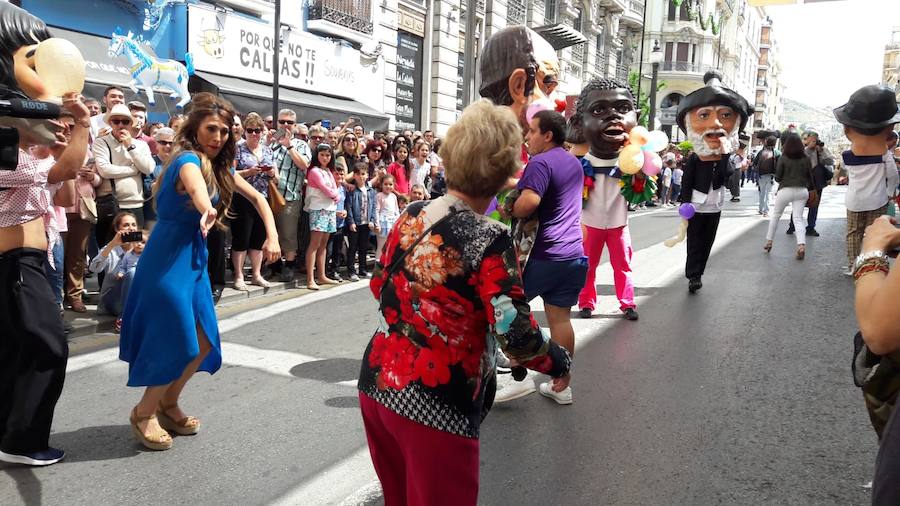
{"left": 396, "top": 32, "right": 423, "bottom": 132}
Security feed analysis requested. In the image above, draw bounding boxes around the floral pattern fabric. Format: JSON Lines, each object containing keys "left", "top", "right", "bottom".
{"left": 358, "top": 195, "right": 572, "bottom": 438}
{"left": 236, "top": 143, "right": 275, "bottom": 196}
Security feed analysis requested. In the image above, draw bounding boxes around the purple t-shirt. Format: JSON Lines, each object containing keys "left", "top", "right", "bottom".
{"left": 517, "top": 146, "right": 584, "bottom": 261}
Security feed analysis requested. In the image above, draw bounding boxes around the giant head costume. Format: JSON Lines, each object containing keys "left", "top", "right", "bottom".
{"left": 478, "top": 26, "right": 559, "bottom": 132}
{"left": 676, "top": 71, "right": 753, "bottom": 160}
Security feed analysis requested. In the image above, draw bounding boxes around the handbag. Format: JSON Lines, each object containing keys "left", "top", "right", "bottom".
{"left": 268, "top": 179, "right": 286, "bottom": 216}
{"left": 853, "top": 331, "right": 900, "bottom": 439}
{"left": 95, "top": 177, "right": 119, "bottom": 220}
{"left": 78, "top": 195, "right": 98, "bottom": 224}
{"left": 805, "top": 162, "right": 819, "bottom": 207}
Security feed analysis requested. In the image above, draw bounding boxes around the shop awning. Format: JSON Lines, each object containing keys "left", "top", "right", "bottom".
{"left": 192, "top": 71, "right": 390, "bottom": 131}
{"left": 533, "top": 24, "right": 587, "bottom": 51}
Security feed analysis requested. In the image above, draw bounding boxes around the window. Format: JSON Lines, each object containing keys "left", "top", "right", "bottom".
{"left": 573, "top": 8, "right": 583, "bottom": 32}
{"left": 677, "top": 42, "right": 689, "bottom": 62}
{"left": 668, "top": 1, "right": 677, "bottom": 21}
{"left": 679, "top": 1, "right": 691, "bottom": 21}
{"left": 665, "top": 41, "right": 674, "bottom": 62}
{"left": 596, "top": 33, "right": 607, "bottom": 75}
{"left": 545, "top": 0, "right": 557, "bottom": 23}
{"left": 307, "top": 0, "right": 374, "bottom": 36}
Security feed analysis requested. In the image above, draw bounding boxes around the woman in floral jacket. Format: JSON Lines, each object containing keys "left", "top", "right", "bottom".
{"left": 357, "top": 100, "right": 572, "bottom": 506}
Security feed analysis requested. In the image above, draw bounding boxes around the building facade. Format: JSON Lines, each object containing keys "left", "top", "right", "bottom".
{"left": 883, "top": 26, "right": 900, "bottom": 100}
{"left": 753, "top": 16, "right": 785, "bottom": 137}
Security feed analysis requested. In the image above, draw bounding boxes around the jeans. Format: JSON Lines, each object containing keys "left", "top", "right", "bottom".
{"left": 100, "top": 267, "right": 135, "bottom": 317}
{"left": 44, "top": 240, "right": 64, "bottom": 308}
{"left": 758, "top": 174, "right": 774, "bottom": 213}
{"left": 767, "top": 186, "right": 808, "bottom": 245}
{"left": 670, "top": 184, "right": 681, "bottom": 203}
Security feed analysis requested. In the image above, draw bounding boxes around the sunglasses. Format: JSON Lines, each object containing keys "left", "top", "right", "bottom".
{"left": 246, "top": 128, "right": 263, "bottom": 134}
{"left": 310, "top": 135, "right": 325, "bottom": 141}
{"left": 110, "top": 118, "right": 132, "bottom": 126}
{"left": 344, "top": 137, "right": 357, "bottom": 142}
{"left": 371, "top": 148, "right": 383, "bottom": 152}
{"left": 157, "top": 140, "right": 174, "bottom": 146}
{"left": 278, "top": 119, "right": 295, "bottom": 125}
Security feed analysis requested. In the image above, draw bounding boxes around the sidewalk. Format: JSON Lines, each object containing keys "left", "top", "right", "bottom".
{"left": 65, "top": 258, "right": 376, "bottom": 339}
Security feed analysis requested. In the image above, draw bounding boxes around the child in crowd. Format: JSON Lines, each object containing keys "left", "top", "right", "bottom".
{"left": 376, "top": 174, "right": 400, "bottom": 257}
{"left": 397, "top": 194, "right": 410, "bottom": 213}
{"left": 327, "top": 165, "right": 349, "bottom": 281}
{"left": 409, "top": 184, "right": 427, "bottom": 202}
{"left": 345, "top": 162, "right": 378, "bottom": 281}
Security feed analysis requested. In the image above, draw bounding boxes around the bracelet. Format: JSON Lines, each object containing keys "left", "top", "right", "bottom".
{"left": 853, "top": 259, "right": 890, "bottom": 282}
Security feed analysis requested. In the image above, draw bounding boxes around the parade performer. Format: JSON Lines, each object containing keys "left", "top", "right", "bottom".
{"left": 119, "top": 93, "right": 280, "bottom": 451}
{"left": 576, "top": 77, "right": 650, "bottom": 321}
{"left": 0, "top": 3, "right": 91, "bottom": 466}
{"left": 675, "top": 71, "right": 753, "bottom": 293}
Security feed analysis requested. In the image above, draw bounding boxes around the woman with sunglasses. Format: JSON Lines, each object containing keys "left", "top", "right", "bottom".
{"left": 231, "top": 112, "right": 278, "bottom": 291}
{"left": 335, "top": 132, "right": 361, "bottom": 174}
{"left": 363, "top": 140, "right": 387, "bottom": 183}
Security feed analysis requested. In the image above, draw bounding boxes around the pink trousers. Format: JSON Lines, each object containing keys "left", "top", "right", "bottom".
{"left": 577, "top": 225, "right": 636, "bottom": 311}
{"left": 359, "top": 393, "right": 480, "bottom": 506}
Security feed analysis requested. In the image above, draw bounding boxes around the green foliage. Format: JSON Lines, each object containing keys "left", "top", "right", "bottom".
{"left": 677, "top": 140, "right": 694, "bottom": 155}
{"left": 669, "top": 0, "right": 724, "bottom": 35}
{"left": 629, "top": 71, "right": 667, "bottom": 128}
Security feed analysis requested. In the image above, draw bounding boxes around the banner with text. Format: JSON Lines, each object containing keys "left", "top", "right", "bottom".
{"left": 188, "top": 4, "right": 366, "bottom": 100}
{"left": 395, "top": 32, "right": 423, "bottom": 132}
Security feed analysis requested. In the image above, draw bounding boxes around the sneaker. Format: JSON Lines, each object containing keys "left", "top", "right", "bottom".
{"left": 360, "top": 271, "right": 371, "bottom": 278}
{"left": 329, "top": 273, "right": 343, "bottom": 283}
{"left": 578, "top": 307, "right": 592, "bottom": 319}
{"left": 843, "top": 267, "right": 854, "bottom": 277}
{"left": 688, "top": 277, "right": 703, "bottom": 294}
{"left": 730, "top": 197, "right": 741, "bottom": 202}
{"left": 539, "top": 382, "right": 573, "bottom": 405}
{"left": 0, "top": 447, "right": 65, "bottom": 466}
{"left": 114, "top": 318, "right": 122, "bottom": 334}
{"left": 349, "top": 273, "right": 360, "bottom": 282}
{"left": 623, "top": 308, "right": 639, "bottom": 321}
{"left": 806, "top": 229, "right": 820, "bottom": 237}
{"left": 493, "top": 375, "right": 536, "bottom": 403}
{"left": 279, "top": 266, "right": 295, "bottom": 283}
{"left": 786, "top": 228, "right": 794, "bottom": 235}
{"left": 496, "top": 352, "right": 512, "bottom": 369}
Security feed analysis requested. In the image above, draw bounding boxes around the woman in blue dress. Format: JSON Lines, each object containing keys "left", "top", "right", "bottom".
{"left": 120, "top": 93, "right": 280, "bottom": 451}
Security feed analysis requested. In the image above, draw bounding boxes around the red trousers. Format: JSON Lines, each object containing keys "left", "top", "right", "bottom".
{"left": 359, "top": 393, "right": 479, "bottom": 506}
{"left": 578, "top": 225, "right": 636, "bottom": 311}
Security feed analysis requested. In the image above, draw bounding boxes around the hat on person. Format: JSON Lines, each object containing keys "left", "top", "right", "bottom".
{"left": 104, "top": 103, "right": 133, "bottom": 124}
{"left": 676, "top": 70, "right": 754, "bottom": 134}
{"left": 833, "top": 85, "right": 900, "bottom": 130}
{"left": 663, "top": 152, "right": 676, "bottom": 163}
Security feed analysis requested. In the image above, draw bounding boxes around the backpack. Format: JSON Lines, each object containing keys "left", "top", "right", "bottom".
{"left": 755, "top": 148, "right": 777, "bottom": 176}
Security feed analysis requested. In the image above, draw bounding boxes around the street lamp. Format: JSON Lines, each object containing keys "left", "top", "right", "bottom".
{"left": 648, "top": 40, "right": 663, "bottom": 131}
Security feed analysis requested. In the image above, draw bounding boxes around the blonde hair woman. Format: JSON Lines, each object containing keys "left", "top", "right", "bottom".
{"left": 357, "top": 100, "right": 572, "bottom": 504}
{"left": 120, "top": 93, "right": 280, "bottom": 451}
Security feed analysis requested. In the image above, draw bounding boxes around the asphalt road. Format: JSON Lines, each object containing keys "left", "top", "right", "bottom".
{"left": 0, "top": 184, "right": 877, "bottom": 505}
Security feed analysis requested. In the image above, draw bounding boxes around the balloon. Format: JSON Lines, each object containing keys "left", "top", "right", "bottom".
{"left": 526, "top": 99, "right": 554, "bottom": 124}
{"left": 678, "top": 203, "right": 696, "bottom": 220}
{"left": 618, "top": 144, "right": 644, "bottom": 175}
{"left": 642, "top": 151, "right": 662, "bottom": 177}
{"left": 664, "top": 220, "right": 689, "bottom": 248}
{"left": 644, "top": 130, "right": 670, "bottom": 152}
{"left": 629, "top": 126, "right": 650, "bottom": 147}
{"left": 34, "top": 38, "right": 85, "bottom": 98}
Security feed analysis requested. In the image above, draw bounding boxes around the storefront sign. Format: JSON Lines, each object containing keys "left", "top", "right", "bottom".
{"left": 396, "top": 32, "right": 423, "bottom": 132}
{"left": 188, "top": 4, "right": 366, "bottom": 100}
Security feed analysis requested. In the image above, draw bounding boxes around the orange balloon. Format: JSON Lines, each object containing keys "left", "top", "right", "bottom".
{"left": 618, "top": 144, "right": 644, "bottom": 175}
{"left": 629, "top": 126, "right": 650, "bottom": 147}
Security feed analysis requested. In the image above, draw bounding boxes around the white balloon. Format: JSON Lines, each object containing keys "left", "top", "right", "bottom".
{"left": 35, "top": 38, "right": 85, "bottom": 98}
{"left": 644, "top": 130, "right": 670, "bottom": 153}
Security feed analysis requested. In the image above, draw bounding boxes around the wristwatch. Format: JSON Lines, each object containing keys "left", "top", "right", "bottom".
{"left": 126, "top": 144, "right": 136, "bottom": 151}
{"left": 854, "top": 250, "right": 890, "bottom": 273}
{"left": 286, "top": 144, "right": 294, "bottom": 151}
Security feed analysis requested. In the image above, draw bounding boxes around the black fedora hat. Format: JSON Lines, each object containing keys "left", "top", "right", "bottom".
{"left": 833, "top": 85, "right": 900, "bottom": 130}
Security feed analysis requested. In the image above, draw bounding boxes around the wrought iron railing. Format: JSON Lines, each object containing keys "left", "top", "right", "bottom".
{"left": 307, "top": 0, "right": 373, "bottom": 35}
{"left": 629, "top": 0, "right": 644, "bottom": 18}
{"left": 507, "top": 0, "right": 527, "bottom": 25}
{"left": 659, "top": 61, "right": 715, "bottom": 73}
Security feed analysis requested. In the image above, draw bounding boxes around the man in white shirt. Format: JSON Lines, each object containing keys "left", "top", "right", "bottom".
{"left": 92, "top": 104, "right": 154, "bottom": 246}
{"left": 90, "top": 86, "right": 125, "bottom": 139}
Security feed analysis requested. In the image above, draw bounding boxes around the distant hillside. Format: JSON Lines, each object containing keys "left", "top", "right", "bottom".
{"left": 782, "top": 97, "right": 836, "bottom": 128}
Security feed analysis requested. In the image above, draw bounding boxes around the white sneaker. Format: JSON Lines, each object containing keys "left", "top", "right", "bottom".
{"left": 843, "top": 267, "right": 853, "bottom": 277}
{"left": 539, "top": 382, "right": 573, "bottom": 405}
{"left": 493, "top": 374, "right": 536, "bottom": 403}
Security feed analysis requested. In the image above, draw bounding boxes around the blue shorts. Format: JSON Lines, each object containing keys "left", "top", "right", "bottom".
{"left": 522, "top": 256, "right": 589, "bottom": 308}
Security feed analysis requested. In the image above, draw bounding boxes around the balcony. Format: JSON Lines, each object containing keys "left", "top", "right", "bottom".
{"left": 307, "top": 0, "right": 373, "bottom": 45}
{"left": 621, "top": 0, "right": 645, "bottom": 29}
{"left": 756, "top": 78, "right": 768, "bottom": 88}
{"left": 659, "top": 61, "right": 715, "bottom": 74}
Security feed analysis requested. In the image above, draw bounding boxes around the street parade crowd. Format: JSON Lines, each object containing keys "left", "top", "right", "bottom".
{"left": 4, "top": 3, "right": 900, "bottom": 505}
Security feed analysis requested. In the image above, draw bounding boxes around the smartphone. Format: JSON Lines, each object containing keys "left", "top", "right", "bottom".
{"left": 122, "top": 231, "right": 143, "bottom": 243}
{"left": 274, "top": 128, "right": 289, "bottom": 141}
{"left": 259, "top": 165, "right": 272, "bottom": 172}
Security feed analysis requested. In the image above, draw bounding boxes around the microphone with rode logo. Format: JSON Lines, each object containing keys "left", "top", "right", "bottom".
{"left": 0, "top": 98, "right": 61, "bottom": 119}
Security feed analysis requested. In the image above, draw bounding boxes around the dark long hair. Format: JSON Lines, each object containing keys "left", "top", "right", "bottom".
{"left": 392, "top": 143, "right": 414, "bottom": 182}
{"left": 781, "top": 133, "right": 805, "bottom": 160}
{"left": 153, "top": 92, "right": 237, "bottom": 227}
{"left": 0, "top": 3, "right": 51, "bottom": 95}
{"left": 311, "top": 143, "right": 335, "bottom": 171}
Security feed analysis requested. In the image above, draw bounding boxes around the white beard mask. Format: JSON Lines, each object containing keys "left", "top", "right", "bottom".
{"left": 685, "top": 115, "right": 740, "bottom": 157}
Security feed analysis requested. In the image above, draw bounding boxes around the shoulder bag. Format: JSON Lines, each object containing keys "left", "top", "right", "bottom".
{"left": 268, "top": 179, "right": 286, "bottom": 216}
{"left": 805, "top": 161, "right": 819, "bottom": 208}
{"left": 853, "top": 331, "right": 900, "bottom": 439}
{"left": 95, "top": 139, "right": 120, "bottom": 220}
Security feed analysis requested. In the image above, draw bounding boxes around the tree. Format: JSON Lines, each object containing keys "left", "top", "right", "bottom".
{"left": 629, "top": 71, "right": 666, "bottom": 128}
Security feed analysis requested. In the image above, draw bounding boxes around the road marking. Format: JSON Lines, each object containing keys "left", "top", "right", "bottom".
{"left": 269, "top": 446, "right": 378, "bottom": 506}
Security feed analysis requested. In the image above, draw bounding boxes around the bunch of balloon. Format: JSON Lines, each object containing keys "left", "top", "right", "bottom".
{"left": 617, "top": 126, "right": 670, "bottom": 204}
{"left": 664, "top": 203, "right": 697, "bottom": 247}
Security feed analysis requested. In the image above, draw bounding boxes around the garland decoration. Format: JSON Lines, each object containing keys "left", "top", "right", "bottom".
{"left": 618, "top": 174, "right": 658, "bottom": 205}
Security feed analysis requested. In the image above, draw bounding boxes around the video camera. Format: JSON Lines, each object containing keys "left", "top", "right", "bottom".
{"left": 0, "top": 95, "right": 63, "bottom": 170}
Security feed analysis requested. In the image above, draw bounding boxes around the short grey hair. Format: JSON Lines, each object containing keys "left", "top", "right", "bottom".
{"left": 309, "top": 125, "right": 326, "bottom": 136}
{"left": 153, "top": 127, "right": 175, "bottom": 140}
{"left": 803, "top": 130, "right": 819, "bottom": 140}
{"left": 278, "top": 108, "right": 296, "bottom": 119}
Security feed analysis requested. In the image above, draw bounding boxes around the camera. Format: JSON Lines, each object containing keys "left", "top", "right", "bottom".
{"left": 0, "top": 95, "right": 64, "bottom": 170}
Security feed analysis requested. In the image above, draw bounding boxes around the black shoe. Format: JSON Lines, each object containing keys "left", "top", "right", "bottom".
{"left": 730, "top": 197, "right": 740, "bottom": 202}
{"left": 0, "top": 447, "right": 65, "bottom": 466}
{"left": 786, "top": 228, "right": 794, "bottom": 235}
{"left": 279, "top": 266, "right": 295, "bottom": 283}
{"left": 578, "top": 308, "right": 592, "bottom": 319}
{"left": 212, "top": 286, "right": 224, "bottom": 304}
{"left": 623, "top": 308, "right": 639, "bottom": 321}
{"left": 646, "top": 202, "right": 657, "bottom": 207}
{"left": 688, "top": 277, "right": 702, "bottom": 294}
{"left": 806, "top": 228, "right": 820, "bottom": 237}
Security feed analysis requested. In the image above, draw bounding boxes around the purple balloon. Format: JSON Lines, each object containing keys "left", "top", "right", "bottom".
{"left": 485, "top": 197, "right": 499, "bottom": 216}
{"left": 678, "top": 203, "right": 696, "bottom": 220}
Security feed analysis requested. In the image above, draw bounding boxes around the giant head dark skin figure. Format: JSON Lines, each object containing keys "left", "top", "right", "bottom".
{"left": 577, "top": 77, "right": 640, "bottom": 159}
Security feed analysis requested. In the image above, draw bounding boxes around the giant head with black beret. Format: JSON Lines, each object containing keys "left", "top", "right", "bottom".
{"left": 676, "top": 70, "right": 754, "bottom": 160}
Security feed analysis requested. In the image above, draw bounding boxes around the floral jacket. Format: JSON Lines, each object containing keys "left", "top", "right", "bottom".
{"left": 357, "top": 195, "right": 571, "bottom": 438}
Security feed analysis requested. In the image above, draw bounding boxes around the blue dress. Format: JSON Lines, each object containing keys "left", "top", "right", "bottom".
{"left": 119, "top": 152, "right": 221, "bottom": 387}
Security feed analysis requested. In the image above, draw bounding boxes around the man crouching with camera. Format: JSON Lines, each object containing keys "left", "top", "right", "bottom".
{"left": 0, "top": 2, "right": 92, "bottom": 466}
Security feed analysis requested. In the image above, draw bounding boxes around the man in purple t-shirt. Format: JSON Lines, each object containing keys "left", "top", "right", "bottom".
{"left": 502, "top": 110, "right": 586, "bottom": 405}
